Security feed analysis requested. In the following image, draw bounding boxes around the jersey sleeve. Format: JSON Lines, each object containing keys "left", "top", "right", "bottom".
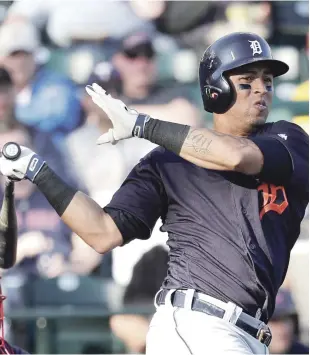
{"left": 250, "top": 121, "right": 309, "bottom": 190}
{"left": 104, "top": 149, "right": 167, "bottom": 244}
{"left": 103, "top": 207, "right": 151, "bottom": 245}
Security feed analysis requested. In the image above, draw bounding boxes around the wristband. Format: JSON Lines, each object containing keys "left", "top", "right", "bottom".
{"left": 34, "top": 164, "right": 77, "bottom": 216}
{"left": 143, "top": 118, "right": 190, "bottom": 155}
{"left": 132, "top": 114, "right": 151, "bottom": 138}
{"left": 25, "top": 154, "right": 46, "bottom": 182}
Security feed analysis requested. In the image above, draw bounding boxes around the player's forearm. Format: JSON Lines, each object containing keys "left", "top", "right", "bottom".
{"left": 180, "top": 127, "right": 263, "bottom": 174}
{"left": 139, "top": 118, "right": 263, "bottom": 174}
{"left": 34, "top": 165, "right": 123, "bottom": 253}
{"left": 61, "top": 192, "right": 122, "bottom": 253}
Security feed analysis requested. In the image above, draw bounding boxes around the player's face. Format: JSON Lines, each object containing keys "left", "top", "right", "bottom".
{"left": 227, "top": 63, "right": 274, "bottom": 129}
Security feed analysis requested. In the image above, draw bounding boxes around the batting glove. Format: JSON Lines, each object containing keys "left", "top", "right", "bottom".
{"left": 0, "top": 146, "right": 45, "bottom": 182}
{"left": 85, "top": 83, "right": 150, "bottom": 145}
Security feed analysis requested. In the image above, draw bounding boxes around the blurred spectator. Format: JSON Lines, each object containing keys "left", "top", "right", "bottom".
{"left": 292, "top": 80, "right": 309, "bottom": 102}
{"left": 0, "top": 20, "right": 82, "bottom": 152}
{"left": 65, "top": 234, "right": 102, "bottom": 276}
{"left": 65, "top": 62, "right": 125, "bottom": 277}
{"left": 0, "top": 66, "right": 16, "bottom": 133}
{"left": 112, "top": 31, "right": 202, "bottom": 126}
{"left": 270, "top": 1, "right": 309, "bottom": 48}
{"left": 0, "top": 66, "right": 72, "bottom": 306}
{"left": 0, "top": 65, "right": 76, "bottom": 185}
{"left": 66, "top": 61, "right": 127, "bottom": 199}
{"left": 129, "top": 1, "right": 223, "bottom": 53}
{"left": 0, "top": 127, "right": 72, "bottom": 277}
{"left": 5, "top": 0, "right": 153, "bottom": 48}
{"left": 130, "top": 2, "right": 272, "bottom": 53}
{"left": 291, "top": 80, "right": 309, "bottom": 135}
{"left": 110, "top": 245, "right": 169, "bottom": 354}
{"left": 268, "top": 288, "right": 309, "bottom": 354}
{"left": 290, "top": 32, "right": 309, "bottom": 137}
{"left": 0, "top": 126, "right": 72, "bottom": 311}
{"left": 129, "top": 1, "right": 166, "bottom": 21}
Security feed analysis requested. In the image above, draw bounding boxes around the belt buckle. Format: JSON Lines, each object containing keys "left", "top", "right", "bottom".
{"left": 257, "top": 324, "right": 272, "bottom": 346}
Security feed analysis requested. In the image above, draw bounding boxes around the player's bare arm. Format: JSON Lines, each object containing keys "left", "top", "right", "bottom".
{"left": 86, "top": 83, "right": 265, "bottom": 174}
{"left": 0, "top": 146, "right": 123, "bottom": 254}
{"left": 179, "top": 127, "right": 263, "bottom": 174}
{"left": 60, "top": 191, "right": 123, "bottom": 253}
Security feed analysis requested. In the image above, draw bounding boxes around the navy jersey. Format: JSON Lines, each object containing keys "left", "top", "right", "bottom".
{"left": 105, "top": 121, "right": 308, "bottom": 322}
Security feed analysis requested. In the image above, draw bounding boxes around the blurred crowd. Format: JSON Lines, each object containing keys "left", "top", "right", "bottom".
{"left": 0, "top": 0, "right": 306, "bottom": 354}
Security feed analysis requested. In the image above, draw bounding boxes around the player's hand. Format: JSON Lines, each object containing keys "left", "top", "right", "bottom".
{"left": 0, "top": 145, "right": 45, "bottom": 182}
{"left": 85, "top": 83, "right": 141, "bottom": 145}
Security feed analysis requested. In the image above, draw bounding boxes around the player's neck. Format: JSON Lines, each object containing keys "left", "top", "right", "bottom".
{"left": 213, "top": 115, "right": 249, "bottom": 137}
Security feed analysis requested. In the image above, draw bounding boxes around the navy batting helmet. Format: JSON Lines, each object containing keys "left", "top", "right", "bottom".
{"left": 199, "top": 32, "right": 289, "bottom": 114}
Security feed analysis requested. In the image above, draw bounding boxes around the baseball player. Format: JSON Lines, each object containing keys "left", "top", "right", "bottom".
{"left": 0, "top": 32, "right": 308, "bottom": 354}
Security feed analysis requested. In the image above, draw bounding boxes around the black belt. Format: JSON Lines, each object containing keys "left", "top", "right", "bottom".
{"left": 156, "top": 289, "right": 272, "bottom": 346}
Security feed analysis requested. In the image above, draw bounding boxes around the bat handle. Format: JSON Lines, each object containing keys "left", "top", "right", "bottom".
{"left": 4, "top": 179, "right": 14, "bottom": 193}
{"left": 0, "top": 179, "right": 17, "bottom": 269}
{"left": 2, "top": 142, "right": 21, "bottom": 161}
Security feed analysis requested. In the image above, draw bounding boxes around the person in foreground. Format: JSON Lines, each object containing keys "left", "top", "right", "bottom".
{"left": 0, "top": 279, "right": 29, "bottom": 354}
{"left": 0, "top": 32, "right": 308, "bottom": 354}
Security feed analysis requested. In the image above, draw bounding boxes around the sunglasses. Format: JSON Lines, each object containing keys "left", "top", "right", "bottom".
{"left": 123, "top": 44, "right": 155, "bottom": 60}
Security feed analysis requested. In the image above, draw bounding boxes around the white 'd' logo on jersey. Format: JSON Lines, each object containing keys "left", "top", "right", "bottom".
{"left": 248, "top": 40, "right": 262, "bottom": 56}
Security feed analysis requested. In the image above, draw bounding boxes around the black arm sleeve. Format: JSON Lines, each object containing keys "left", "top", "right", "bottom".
{"left": 103, "top": 207, "right": 152, "bottom": 246}
{"left": 249, "top": 136, "right": 293, "bottom": 184}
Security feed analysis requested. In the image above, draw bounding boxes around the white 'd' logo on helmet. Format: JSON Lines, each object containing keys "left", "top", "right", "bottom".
{"left": 248, "top": 40, "right": 262, "bottom": 56}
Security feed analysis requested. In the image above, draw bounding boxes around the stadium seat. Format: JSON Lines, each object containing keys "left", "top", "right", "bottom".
{"left": 24, "top": 274, "right": 110, "bottom": 307}
{"left": 22, "top": 275, "right": 118, "bottom": 354}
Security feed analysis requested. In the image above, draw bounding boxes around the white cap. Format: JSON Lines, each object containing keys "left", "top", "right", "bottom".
{"left": 0, "top": 21, "right": 39, "bottom": 57}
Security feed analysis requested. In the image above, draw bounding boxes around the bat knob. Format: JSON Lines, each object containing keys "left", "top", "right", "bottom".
{"left": 2, "top": 142, "right": 21, "bottom": 160}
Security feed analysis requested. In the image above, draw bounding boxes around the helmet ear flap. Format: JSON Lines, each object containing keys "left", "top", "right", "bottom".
{"left": 203, "top": 74, "right": 235, "bottom": 114}
{"left": 221, "top": 73, "right": 237, "bottom": 112}
{"left": 204, "top": 85, "right": 222, "bottom": 101}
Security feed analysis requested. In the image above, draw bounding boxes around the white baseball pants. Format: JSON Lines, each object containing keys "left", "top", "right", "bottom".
{"left": 146, "top": 290, "right": 269, "bottom": 355}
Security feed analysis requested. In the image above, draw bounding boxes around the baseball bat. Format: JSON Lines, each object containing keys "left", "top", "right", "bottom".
{"left": 0, "top": 142, "right": 21, "bottom": 269}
